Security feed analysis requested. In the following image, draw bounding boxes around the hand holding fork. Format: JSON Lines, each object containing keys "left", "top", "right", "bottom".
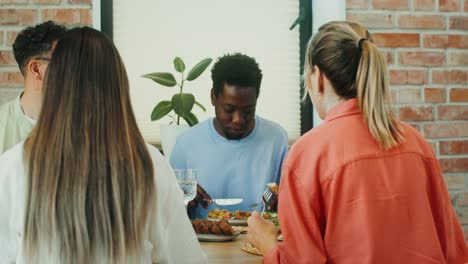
{"left": 248, "top": 186, "right": 278, "bottom": 213}
{"left": 261, "top": 186, "right": 277, "bottom": 216}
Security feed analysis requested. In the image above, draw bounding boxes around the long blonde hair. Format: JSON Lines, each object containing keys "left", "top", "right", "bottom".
{"left": 23, "top": 27, "right": 155, "bottom": 263}
{"left": 305, "top": 21, "right": 404, "bottom": 149}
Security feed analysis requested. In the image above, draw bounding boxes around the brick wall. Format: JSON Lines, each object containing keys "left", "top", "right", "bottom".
{"left": 0, "top": 0, "right": 92, "bottom": 105}
{"left": 347, "top": 0, "right": 468, "bottom": 237}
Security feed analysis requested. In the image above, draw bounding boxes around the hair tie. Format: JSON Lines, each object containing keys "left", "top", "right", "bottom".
{"left": 358, "top": 38, "right": 367, "bottom": 51}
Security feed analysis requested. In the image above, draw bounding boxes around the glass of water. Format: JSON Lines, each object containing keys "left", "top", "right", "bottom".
{"left": 174, "top": 169, "right": 197, "bottom": 206}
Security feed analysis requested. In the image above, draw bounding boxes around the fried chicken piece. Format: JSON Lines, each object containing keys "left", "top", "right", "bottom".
{"left": 200, "top": 223, "right": 210, "bottom": 234}
{"left": 194, "top": 220, "right": 210, "bottom": 234}
{"left": 217, "top": 219, "right": 234, "bottom": 235}
{"left": 191, "top": 219, "right": 234, "bottom": 235}
{"left": 205, "top": 220, "right": 214, "bottom": 229}
{"left": 210, "top": 223, "right": 223, "bottom": 235}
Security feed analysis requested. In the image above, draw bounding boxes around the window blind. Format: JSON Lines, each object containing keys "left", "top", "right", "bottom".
{"left": 113, "top": 0, "right": 301, "bottom": 143}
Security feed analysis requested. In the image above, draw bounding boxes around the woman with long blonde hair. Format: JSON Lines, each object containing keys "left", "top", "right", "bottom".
{"left": 247, "top": 21, "right": 468, "bottom": 263}
{"left": 0, "top": 27, "right": 206, "bottom": 263}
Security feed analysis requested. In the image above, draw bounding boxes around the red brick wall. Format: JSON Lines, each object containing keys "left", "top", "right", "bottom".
{"left": 0, "top": 0, "right": 92, "bottom": 104}
{"left": 347, "top": 0, "right": 468, "bottom": 237}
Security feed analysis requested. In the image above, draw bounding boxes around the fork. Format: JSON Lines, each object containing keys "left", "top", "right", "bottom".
{"left": 261, "top": 187, "right": 276, "bottom": 216}
{"left": 248, "top": 203, "right": 261, "bottom": 210}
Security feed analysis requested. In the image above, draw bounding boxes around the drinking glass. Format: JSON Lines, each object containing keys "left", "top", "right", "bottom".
{"left": 174, "top": 169, "right": 197, "bottom": 206}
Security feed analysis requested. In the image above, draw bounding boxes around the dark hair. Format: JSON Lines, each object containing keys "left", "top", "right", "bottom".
{"left": 24, "top": 27, "right": 155, "bottom": 262}
{"left": 211, "top": 53, "right": 262, "bottom": 97}
{"left": 13, "top": 20, "right": 67, "bottom": 75}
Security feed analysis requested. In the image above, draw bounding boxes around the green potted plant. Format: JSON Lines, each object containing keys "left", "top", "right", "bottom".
{"left": 143, "top": 57, "right": 212, "bottom": 157}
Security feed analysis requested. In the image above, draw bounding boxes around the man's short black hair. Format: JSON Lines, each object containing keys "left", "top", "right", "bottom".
{"left": 13, "top": 20, "right": 67, "bottom": 75}
{"left": 211, "top": 53, "right": 263, "bottom": 98}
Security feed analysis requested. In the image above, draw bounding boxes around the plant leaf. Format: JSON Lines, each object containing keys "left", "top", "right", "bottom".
{"left": 151, "top": 101, "right": 172, "bottom": 121}
{"left": 183, "top": 112, "right": 199, "bottom": 127}
{"left": 174, "top": 57, "right": 185, "bottom": 72}
{"left": 194, "top": 101, "right": 206, "bottom": 112}
{"left": 172, "top": 93, "right": 195, "bottom": 117}
{"left": 142, "top": 72, "right": 177, "bottom": 87}
{"left": 186, "top": 58, "right": 212, "bottom": 81}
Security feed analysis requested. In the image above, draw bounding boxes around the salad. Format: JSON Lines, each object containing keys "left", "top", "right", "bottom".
{"left": 208, "top": 209, "right": 277, "bottom": 220}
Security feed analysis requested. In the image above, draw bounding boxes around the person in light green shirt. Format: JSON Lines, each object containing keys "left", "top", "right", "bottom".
{"left": 0, "top": 96, "right": 36, "bottom": 154}
{"left": 0, "top": 21, "right": 66, "bottom": 154}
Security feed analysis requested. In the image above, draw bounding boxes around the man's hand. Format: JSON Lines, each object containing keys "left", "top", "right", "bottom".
{"left": 187, "top": 184, "right": 213, "bottom": 209}
{"left": 247, "top": 212, "right": 278, "bottom": 255}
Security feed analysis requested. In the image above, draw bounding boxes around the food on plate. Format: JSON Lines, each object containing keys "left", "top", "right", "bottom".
{"left": 191, "top": 219, "right": 234, "bottom": 236}
{"left": 208, "top": 209, "right": 251, "bottom": 220}
{"left": 267, "top": 182, "right": 279, "bottom": 194}
{"left": 272, "top": 218, "right": 281, "bottom": 235}
{"left": 262, "top": 211, "right": 277, "bottom": 220}
{"left": 208, "top": 209, "right": 277, "bottom": 220}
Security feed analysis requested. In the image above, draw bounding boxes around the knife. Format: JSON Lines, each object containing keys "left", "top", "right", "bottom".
{"left": 211, "top": 198, "right": 243, "bottom": 206}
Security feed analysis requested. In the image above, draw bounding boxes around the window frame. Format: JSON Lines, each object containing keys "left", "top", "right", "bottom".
{"left": 298, "top": 0, "right": 314, "bottom": 134}
{"left": 100, "top": 0, "right": 314, "bottom": 135}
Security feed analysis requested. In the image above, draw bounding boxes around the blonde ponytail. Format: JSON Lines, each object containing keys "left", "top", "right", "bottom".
{"left": 357, "top": 39, "right": 404, "bottom": 149}
{"left": 305, "top": 21, "right": 404, "bottom": 150}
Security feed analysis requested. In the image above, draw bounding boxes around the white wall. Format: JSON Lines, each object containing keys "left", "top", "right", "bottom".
{"left": 92, "top": 0, "right": 101, "bottom": 30}
{"left": 112, "top": 0, "right": 301, "bottom": 143}
{"left": 311, "top": 0, "right": 346, "bottom": 127}
{"left": 95, "top": 0, "right": 347, "bottom": 134}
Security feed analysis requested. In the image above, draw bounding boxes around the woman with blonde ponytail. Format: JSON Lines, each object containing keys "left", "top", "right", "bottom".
{"left": 248, "top": 21, "right": 468, "bottom": 263}
{"left": 0, "top": 27, "right": 206, "bottom": 263}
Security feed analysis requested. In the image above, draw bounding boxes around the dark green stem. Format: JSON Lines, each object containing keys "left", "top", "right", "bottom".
{"left": 177, "top": 72, "right": 185, "bottom": 125}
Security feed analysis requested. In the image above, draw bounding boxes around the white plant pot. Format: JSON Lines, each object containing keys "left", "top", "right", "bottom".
{"left": 160, "top": 123, "right": 189, "bottom": 158}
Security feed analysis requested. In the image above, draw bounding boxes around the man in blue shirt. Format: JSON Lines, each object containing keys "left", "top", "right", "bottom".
{"left": 170, "top": 53, "right": 288, "bottom": 219}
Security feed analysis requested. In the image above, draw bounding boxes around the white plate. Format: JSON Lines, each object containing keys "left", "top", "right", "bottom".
{"left": 196, "top": 230, "right": 241, "bottom": 242}
{"left": 208, "top": 218, "right": 248, "bottom": 226}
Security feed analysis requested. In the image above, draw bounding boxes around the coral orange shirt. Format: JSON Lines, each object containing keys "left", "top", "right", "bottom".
{"left": 265, "top": 99, "right": 468, "bottom": 264}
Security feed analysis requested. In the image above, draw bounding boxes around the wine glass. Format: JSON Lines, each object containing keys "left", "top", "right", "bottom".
{"left": 174, "top": 169, "right": 197, "bottom": 206}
